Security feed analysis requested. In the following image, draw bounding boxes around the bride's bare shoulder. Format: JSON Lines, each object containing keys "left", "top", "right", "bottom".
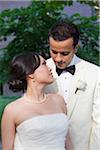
{"left": 47, "top": 93, "right": 64, "bottom": 103}
{"left": 3, "top": 97, "right": 23, "bottom": 114}
{"left": 47, "top": 93, "right": 67, "bottom": 113}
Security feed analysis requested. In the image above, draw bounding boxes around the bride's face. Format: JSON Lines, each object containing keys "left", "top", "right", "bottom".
{"left": 33, "top": 56, "right": 54, "bottom": 85}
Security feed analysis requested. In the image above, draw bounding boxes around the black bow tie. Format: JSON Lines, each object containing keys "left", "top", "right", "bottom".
{"left": 56, "top": 65, "right": 75, "bottom": 76}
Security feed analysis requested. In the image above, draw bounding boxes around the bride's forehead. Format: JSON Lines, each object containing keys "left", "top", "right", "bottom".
{"left": 39, "top": 56, "right": 45, "bottom": 62}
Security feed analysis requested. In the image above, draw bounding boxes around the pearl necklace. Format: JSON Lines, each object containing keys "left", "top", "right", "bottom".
{"left": 23, "top": 94, "right": 47, "bottom": 104}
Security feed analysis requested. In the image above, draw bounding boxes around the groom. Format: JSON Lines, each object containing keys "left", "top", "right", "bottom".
{"left": 45, "top": 20, "right": 100, "bottom": 150}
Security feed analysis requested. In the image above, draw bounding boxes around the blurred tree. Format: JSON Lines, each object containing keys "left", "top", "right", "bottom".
{"left": 0, "top": 0, "right": 99, "bottom": 85}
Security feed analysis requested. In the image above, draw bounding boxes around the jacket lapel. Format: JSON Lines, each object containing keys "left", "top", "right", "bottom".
{"left": 67, "top": 60, "right": 82, "bottom": 119}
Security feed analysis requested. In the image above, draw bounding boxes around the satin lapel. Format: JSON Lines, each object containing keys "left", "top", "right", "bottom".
{"left": 67, "top": 62, "right": 82, "bottom": 120}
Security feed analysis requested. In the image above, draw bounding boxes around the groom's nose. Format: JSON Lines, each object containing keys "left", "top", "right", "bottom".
{"left": 55, "top": 53, "right": 62, "bottom": 62}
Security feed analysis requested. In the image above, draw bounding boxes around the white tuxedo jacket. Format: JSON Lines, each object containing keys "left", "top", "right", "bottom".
{"left": 45, "top": 55, "right": 100, "bottom": 150}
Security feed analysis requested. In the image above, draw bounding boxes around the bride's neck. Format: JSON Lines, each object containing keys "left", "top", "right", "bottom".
{"left": 25, "top": 84, "right": 45, "bottom": 101}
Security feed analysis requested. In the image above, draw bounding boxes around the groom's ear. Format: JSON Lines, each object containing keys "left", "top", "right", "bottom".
{"left": 75, "top": 44, "right": 80, "bottom": 53}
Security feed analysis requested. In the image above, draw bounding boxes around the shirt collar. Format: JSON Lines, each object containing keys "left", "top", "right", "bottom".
{"left": 67, "top": 54, "right": 76, "bottom": 67}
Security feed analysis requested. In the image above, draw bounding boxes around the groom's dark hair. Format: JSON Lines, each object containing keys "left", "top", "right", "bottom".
{"left": 49, "top": 20, "right": 80, "bottom": 48}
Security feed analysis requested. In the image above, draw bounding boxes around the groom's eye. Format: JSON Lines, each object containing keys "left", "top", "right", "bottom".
{"left": 60, "top": 52, "right": 70, "bottom": 56}
{"left": 51, "top": 50, "right": 58, "bottom": 54}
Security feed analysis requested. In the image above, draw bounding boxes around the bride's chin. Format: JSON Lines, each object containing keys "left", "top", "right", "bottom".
{"left": 46, "top": 79, "right": 54, "bottom": 84}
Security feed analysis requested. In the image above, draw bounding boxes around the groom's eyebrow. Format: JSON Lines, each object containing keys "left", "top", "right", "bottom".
{"left": 51, "top": 49, "right": 71, "bottom": 56}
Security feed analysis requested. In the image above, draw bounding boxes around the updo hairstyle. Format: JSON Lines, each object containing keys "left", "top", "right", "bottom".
{"left": 8, "top": 52, "right": 40, "bottom": 92}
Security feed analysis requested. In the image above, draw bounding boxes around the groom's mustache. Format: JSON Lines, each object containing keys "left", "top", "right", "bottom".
{"left": 56, "top": 61, "right": 65, "bottom": 65}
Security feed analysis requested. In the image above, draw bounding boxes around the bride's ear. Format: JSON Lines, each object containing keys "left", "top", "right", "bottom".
{"left": 27, "top": 74, "right": 36, "bottom": 82}
{"left": 28, "top": 74, "right": 35, "bottom": 79}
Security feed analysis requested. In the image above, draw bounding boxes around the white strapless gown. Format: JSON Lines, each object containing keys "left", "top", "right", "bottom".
{"left": 14, "top": 113, "right": 69, "bottom": 150}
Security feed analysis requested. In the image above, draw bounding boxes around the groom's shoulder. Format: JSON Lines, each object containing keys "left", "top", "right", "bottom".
{"left": 80, "top": 58, "right": 100, "bottom": 72}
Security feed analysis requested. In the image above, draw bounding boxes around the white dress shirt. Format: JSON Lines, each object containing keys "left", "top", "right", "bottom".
{"left": 56, "top": 55, "right": 78, "bottom": 103}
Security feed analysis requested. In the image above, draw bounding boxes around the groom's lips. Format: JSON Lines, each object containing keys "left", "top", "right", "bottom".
{"left": 55, "top": 62, "right": 65, "bottom": 68}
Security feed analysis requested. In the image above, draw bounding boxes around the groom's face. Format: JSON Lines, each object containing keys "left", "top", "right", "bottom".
{"left": 49, "top": 37, "right": 76, "bottom": 69}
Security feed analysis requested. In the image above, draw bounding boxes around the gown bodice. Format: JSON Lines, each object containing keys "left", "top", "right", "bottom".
{"left": 14, "top": 113, "right": 69, "bottom": 150}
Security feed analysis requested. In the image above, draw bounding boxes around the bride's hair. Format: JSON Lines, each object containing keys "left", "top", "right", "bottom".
{"left": 8, "top": 52, "right": 40, "bottom": 92}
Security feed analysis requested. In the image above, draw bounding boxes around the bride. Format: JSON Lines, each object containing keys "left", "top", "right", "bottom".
{"left": 1, "top": 52, "right": 72, "bottom": 150}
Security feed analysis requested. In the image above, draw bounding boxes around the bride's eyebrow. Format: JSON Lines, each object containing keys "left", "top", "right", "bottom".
{"left": 41, "top": 60, "right": 46, "bottom": 65}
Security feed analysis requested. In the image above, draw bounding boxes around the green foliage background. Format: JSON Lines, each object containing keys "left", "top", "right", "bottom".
{"left": 0, "top": 0, "right": 99, "bottom": 138}
{"left": 0, "top": 1, "right": 99, "bottom": 84}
